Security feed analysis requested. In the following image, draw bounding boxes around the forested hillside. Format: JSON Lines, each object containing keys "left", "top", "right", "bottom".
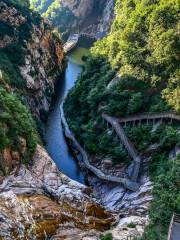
{"left": 65, "top": 0, "right": 180, "bottom": 239}
{"left": 0, "top": 0, "right": 64, "bottom": 176}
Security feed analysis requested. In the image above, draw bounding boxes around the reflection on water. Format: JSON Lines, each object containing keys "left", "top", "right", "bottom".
{"left": 45, "top": 48, "right": 89, "bottom": 184}
{"left": 68, "top": 47, "right": 90, "bottom": 65}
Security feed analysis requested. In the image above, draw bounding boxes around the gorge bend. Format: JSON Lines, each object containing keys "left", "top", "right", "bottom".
{"left": 45, "top": 47, "right": 89, "bottom": 184}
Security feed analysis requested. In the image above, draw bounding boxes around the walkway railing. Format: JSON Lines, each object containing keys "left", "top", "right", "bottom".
{"left": 102, "top": 114, "right": 141, "bottom": 181}
{"left": 61, "top": 106, "right": 139, "bottom": 191}
{"left": 168, "top": 214, "right": 180, "bottom": 240}
{"left": 61, "top": 108, "right": 179, "bottom": 191}
{"left": 118, "top": 112, "right": 180, "bottom": 123}
{"left": 102, "top": 112, "right": 180, "bottom": 182}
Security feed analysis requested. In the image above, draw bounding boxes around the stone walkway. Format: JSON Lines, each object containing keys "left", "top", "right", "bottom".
{"left": 61, "top": 108, "right": 180, "bottom": 191}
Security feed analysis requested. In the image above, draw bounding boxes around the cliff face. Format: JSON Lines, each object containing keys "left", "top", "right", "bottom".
{"left": 31, "top": 0, "right": 115, "bottom": 38}
{"left": 0, "top": 2, "right": 114, "bottom": 239}
{"left": 0, "top": 0, "right": 64, "bottom": 120}
{"left": 0, "top": 0, "right": 64, "bottom": 176}
{"left": 61, "top": 0, "right": 94, "bottom": 18}
{"left": 0, "top": 145, "right": 114, "bottom": 239}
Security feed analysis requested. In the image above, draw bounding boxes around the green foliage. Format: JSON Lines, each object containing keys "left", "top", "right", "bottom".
{"left": 125, "top": 123, "right": 180, "bottom": 152}
{"left": 139, "top": 154, "right": 180, "bottom": 240}
{"left": 64, "top": 2, "right": 180, "bottom": 239}
{"left": 44, "top": 6, "right": 77, "bottom": 34}
{"left": 52, "top": 29, "right": 61, "bottom": 42}
{"left": 0, "top": 52, "right": 26, "bottom": 88}
{"left": 162, "top": 70, "right": 180, "bottom": 113}
{"left": 30, "top": 0, "right": 77, "bottom": 34}
{"left": 65, "top": 0, "right": 179, "bottom": 170}
{"left": 0, "top": 86, "right": 38, "bottom": 159}
{"left": 0, "top": 0, "right": 43, "bottom": 172}
{"left": 0, "top": 21, "right": 14, "bottom": 37}
{"left": 7, "top": 0, "right": 30, "bottom": 8}
{"left": 127, "top": 223, "right": 136, "bottom": 228}
{"left": 65, "top": 57, "right": 131, "bottom": 165}
{"left": 100, "top": 233, "right": 113, "bottom": 240}
{"left": 91, "top": 0, "right": 179, "bottom": 112}
{"left": 0, "top": 0, "right": 41, "bottom": 88}
{"left": 30, "top": 0, "right": 53, "bottom": 13}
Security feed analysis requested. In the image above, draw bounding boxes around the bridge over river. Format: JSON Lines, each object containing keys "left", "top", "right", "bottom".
{"left": 63, "top": 33, "right": 97, "bottom": 53}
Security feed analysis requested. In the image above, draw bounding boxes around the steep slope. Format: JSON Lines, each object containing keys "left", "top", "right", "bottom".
{"left": 64, "top": 0, "right": 180, "bottom": 239}
{"left": 0, "top": 0, "right": 64, "bottom": 119}
{"left": 0, "top": 0, "right": 64, "bottom": 175}
{"left": 0, "top": 1, "right": 114, "bottom": 238}
{"left": 30, "top": 0, "right": 115, "bottom": 38}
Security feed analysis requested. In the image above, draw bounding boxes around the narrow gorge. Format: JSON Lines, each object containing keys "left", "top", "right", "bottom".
{"left": 0, "top": 0, "right": 180, "bottom": 240}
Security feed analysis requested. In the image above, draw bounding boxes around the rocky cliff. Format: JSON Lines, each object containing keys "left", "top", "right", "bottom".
{"left": 0, "top": 145, "right": 114, "bottom": 239}
{"left": 0, "top": 1, "right": 115, "bottom": 239}
{"left": 31, "top": 0, "right": 115, "bottom": 38}
{"left": 0, "top": 0, "right": 64, "bottom": 176}
{"left": 0, "top": 0, "right": 64, "bottom": 120}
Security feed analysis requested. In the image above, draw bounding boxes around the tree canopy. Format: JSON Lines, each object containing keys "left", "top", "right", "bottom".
{"left": 65, "top": 1, "right": 180, "bottom": 238}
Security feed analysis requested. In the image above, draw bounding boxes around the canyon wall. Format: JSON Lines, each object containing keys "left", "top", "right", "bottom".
{"left": 0, "top": 0, "right": 64, "bottom": 120}
{"left": 0, "top": 2, "right": 114, "bottom": 239}
{"left": 31, "top": 0, "right": 115, "bottom": 38}
{"left": 0, "top": 0, "right": 64, "bottom": 176}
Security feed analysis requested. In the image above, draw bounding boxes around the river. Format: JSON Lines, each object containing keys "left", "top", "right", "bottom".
{"left": 45, "top": 47, "right": 89, "bottom": 184}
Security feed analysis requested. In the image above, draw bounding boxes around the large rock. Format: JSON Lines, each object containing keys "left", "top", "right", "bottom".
{"left": 88, "top": 174, "right": 153, "bottom": 239}
{"left": 0, "top": 145, "right": 115, "bottom": 239}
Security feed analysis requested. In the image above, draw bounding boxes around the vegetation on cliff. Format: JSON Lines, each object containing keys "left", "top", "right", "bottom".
{"left": 139, "top": 154, "right": 180, "bottom": 240}
{"left": 65, "top": 0, "right": 179, "bottom": 161}
{"left": 0, "top": 86, "right": 38, "bottom": 165}
{"left": 30, "top": 0, "right": 108, "bottom": 38}
{"left": 0, "top": 0, "right": 41, "bottom": 88}
{"left": 30, "top": 0, "right": 79, "bottom": 36}
{"left": 0, "top": 0, "right": 41, "bottom": 174}
{"left": 65, "top": 0, "right": 180, "bottom": 238}
{"left": 0, "top": 0, "right": 63, "bottom": 175}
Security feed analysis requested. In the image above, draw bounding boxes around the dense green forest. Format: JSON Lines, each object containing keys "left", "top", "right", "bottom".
{"left": 65, "top": 0, "right": 180, "bottom": 239}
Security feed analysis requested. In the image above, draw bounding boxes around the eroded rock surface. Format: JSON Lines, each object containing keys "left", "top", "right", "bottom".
{"left": 0, "top": 145, "right": 115, "bottom": 239}
{"left": 0, "top": 1, "right": 64, "bottom": 120}
{"left": 32, "top": 0, "right": 115, "bottom": 38}
{"left": 89, "top": 174, "right": 153, "bottom": 239}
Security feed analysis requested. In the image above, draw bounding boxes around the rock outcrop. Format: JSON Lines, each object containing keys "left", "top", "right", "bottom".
{"left": 31, "top": 0, "right": 115, "bottom": 38}
{"left": 89, "top": 174, "right": 153, "bottom": 239}
{"left": 0, "top": 0, "right": 65, "bottom": 177}
{"left": 0, "top": 145, "right": 115, "bottom": 239}
{"left": 0, "top": 0, "right": 64, "bottom": 120}
{"left": 60, "top": 0, "right": 115, "bottom": 37}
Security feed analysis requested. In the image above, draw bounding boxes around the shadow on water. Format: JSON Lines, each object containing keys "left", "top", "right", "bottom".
{"left": 45, "top": 47, "right": 90, "bottom": 184}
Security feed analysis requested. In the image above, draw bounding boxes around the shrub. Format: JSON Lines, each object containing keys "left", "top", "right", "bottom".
{"left": 100, "top": 233, "right": 113, "bottom": 240}
{"left": 0, "top": 86, "right": 39, "bottom": 162}
{"left": 127, "top": 223, "right": 136, "bottom": 228}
